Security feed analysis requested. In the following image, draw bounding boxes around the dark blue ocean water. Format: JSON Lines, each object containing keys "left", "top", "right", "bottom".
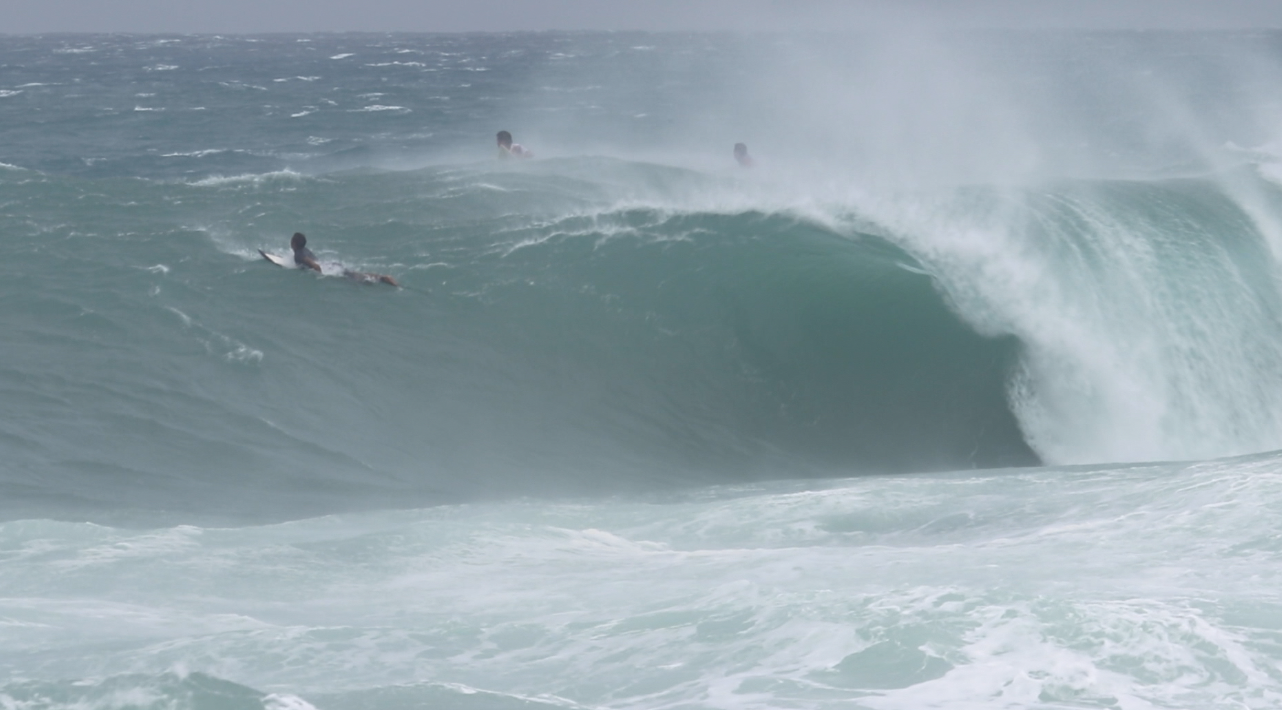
{"left": 6, "top": 31, "right": 1282, "bottom": 710}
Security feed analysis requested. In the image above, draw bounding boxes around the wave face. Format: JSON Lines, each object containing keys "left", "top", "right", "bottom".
{"left": 8, "top": 30, "right": 1282, "bottom": 710}
{"left": 0, "top": 159, "right": 1038, "bottom": 521}
{"left": 8, "top": 158, "right": 1282, "bottom": 521}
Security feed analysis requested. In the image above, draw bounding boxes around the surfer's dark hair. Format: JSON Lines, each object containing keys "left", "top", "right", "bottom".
{"left": 291, "top": 232, "right": 306, "bottom": 249}
{"left": 497, "top": 130, "right": 512, "bottom": 146}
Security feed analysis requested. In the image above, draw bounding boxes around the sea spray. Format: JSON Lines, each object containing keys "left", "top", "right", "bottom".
{"left": 854, "top": 177, "right": 1282, "bottom": 464}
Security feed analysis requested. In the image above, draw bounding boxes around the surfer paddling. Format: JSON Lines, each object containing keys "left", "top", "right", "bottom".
{"left": 497, "top": 130, "right": 533, "bottom": 159}
{"left": 291, "top": 231, "right": 321, "bottom": 271}
{"left": 289, "top": 232, "right": 399, "bottom": 286}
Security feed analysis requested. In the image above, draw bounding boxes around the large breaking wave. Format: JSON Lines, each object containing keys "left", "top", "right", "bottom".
{"left": 5, "top": 155, "right": 1282, "bottom": 522}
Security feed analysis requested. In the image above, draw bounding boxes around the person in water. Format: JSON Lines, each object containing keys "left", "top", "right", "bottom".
{"left": 291, "top": 232, "right": 399, "bottom": 286}
{"left": 291, "top": 231, "right": 321, "bottom": 271}
{"left": 497, "top": 130, "right": 533, "bottom": 159}
{"left": 734, "top": 142, "right": 755, "bottom": 168}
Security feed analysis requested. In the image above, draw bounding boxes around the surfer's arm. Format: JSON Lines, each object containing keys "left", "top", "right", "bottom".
{"left": 299, "top": 256, "right": 322, "bottom": 272}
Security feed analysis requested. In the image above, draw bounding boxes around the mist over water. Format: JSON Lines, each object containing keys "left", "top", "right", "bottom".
{"left": 7, "top": 30, "right": 1282, "bottom": 710}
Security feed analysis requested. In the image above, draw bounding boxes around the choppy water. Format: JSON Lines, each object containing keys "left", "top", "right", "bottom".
{"left": 6, "top": 31, "right": 1282, "bottom": 710}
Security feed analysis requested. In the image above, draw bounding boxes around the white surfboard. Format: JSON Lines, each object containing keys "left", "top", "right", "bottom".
{"left": 259, "top": 249, "right": 292, "bottom": 268}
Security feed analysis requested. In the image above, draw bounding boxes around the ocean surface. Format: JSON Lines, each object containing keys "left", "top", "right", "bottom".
{"left": 5, "top": 30, "right": 1282, "bottom": 709}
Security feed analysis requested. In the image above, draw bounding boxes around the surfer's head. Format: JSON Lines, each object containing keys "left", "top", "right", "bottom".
{"left": 291, "top": 232, "right": 306, "bottom": 250}
{"left": 496, "top": 131, "right": 513, "bottom": 149}
{"left": 734, "top": 143, "right": 748, "bottom": 159}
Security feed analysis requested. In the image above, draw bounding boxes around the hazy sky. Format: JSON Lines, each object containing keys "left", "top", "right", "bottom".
{"left": 8, "top": 0, "right": 1282, "bottom": 34}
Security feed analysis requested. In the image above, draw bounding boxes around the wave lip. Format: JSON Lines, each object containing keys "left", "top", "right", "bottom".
{"left": 858, "top": 175, "right": 1282, "bottom": 466}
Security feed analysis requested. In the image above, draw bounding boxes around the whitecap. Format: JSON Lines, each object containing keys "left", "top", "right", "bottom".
{"left": 291, "top": 109, "right": 316, "bottom": 118}
{"left": 188, "top": 169, "right": 303, "bottom": 187}
{"left": 353, "top": 105, "right": 410, "bottom": 113}
{"left": 263, "top": 695, "right": 319, "bottom": 710}
{"left": 0, "top": 90, "right": 23, "bottom": 98}
{"left": 330, "top": 53, "right": 355, "bottom": 60}
{"left": 161, "top": 149, "right": 225, "bottom": 158}
{"left": 224, "top": 345, "right": 264, "bottom": 364}
{"left": 165, "top": 307, "right": 192, "bottom": 327}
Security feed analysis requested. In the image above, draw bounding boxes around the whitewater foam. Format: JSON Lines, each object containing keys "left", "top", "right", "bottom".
{"left": 188, "top": 170, "right": 305, "bottom": 186}
{"left": 11, "top": 452, "right": 1282, "bottom": 707}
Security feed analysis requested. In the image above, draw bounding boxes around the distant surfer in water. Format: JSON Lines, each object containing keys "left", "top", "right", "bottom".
{"left": 734, "top": 143, "right": 755, "bottom": 168}
{"left": 497, "top": 130, "right": 533, "bottom": 159}
{"left": 290, "top": 232, "right": 399, "bottom": 286}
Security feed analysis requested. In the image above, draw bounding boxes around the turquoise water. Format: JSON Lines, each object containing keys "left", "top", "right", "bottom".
{"left": 6, "top": 31, "right": 1282, "bottom": 709}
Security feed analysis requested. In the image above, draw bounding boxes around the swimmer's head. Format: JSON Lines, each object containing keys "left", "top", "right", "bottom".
{"left": 291, "top": 232, "right": 306, "bottom": 250}
{"left": 497, "top": 130, "right": 513, "bottom": 148}
{"left": 734, "top": 143, "right": 748, "bottom": 158}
